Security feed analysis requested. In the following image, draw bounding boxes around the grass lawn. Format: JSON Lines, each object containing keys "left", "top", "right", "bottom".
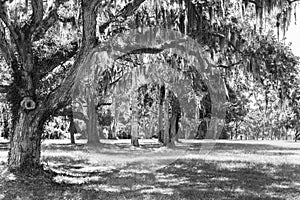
{"left": 0, "top": 139, "right": 300, "bottom": 200}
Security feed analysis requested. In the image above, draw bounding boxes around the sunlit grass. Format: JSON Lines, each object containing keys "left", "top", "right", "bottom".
{"left": 0, "top": 139, "right": 300, "bottom": 199}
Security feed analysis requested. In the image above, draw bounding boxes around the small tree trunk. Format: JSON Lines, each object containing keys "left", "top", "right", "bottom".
{"left": 98, "top": 125, "right": 106, "bottom": 139}
{"left": 86, "top": 89, "right": 100, "bottom": 145}
{"left": 131, "top": 120, "right": 139, "bottom": 147}
{"left": 68, "top": 113, "right": 76, "bottom": 144}
{"left": 130, "top": 69, "right": 139, "bottom": 147}
{"left": 158, "top": 102, "right": 163, "bottom": 142}
{"left": 168, "top": 115, "right": 177, "bottom": 147}
{"left": 175, "top": 115, "right": 180, "bottom": 142}
{"left": 235, "top": 121, "right": 238, "bottom": 139}
{"left": 158, "top": 85, "right": 165, "bottom": 143}
{"left": 8, "top": 109, "right": 46, "bottom": 171}
{"left": 163, "top": 90, "right": 169, "bottom": 146}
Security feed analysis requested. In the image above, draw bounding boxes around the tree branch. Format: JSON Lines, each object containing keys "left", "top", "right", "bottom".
{"left": 0, "top": 24, "right": 19, "bottom": 72}
{"left": 32, "top": 8, "right": 58, "bottom": 41}
{"left": 99, "top": 0, "right": 146, "bottom": 34}
{"left": 0, "top": 28, "right": 11, "bottom": 64}
{"left": 0, "top": 2, "right": 21, "bottom": 43}
{"left": 110, "top": 75, "right": 124, "bottom": 86}
{"left": 29, "top": 0, "right": 43, "bottom": 34}
{"left": 32, "top": 0, "right": 71, "bottom": 41}
{"left": 45, "top": 0, "right": 146, "bottom": 111}
{"left": 53, "top": 107, "right": 88, "bottom": 122}
{"left": 117, "top": 47, "right": 164, "bottom": 60}
{"left": 287, "top": 0, "right": 300, "bottom": 4}
{"left": 216, "top": 60, "right": 243, "bottom": 69}
{"left": 37, "top": 42, "right": 79, "bottom": 77}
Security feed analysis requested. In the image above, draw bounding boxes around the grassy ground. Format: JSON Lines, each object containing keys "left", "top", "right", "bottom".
{"left": 0, "top": 139, "right": 300, "bottom": 200}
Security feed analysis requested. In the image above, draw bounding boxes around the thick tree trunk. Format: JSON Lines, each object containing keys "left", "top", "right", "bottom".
{"left": 8, "top": 109, "right": 46, "bottom": 171}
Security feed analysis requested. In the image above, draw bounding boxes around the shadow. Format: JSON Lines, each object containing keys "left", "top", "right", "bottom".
{"left": 155, "top": 159, "right": 299, "bottom": 199}
{"left": 1, "top": 140, "right": 300, "bottom": 199}
{"left": 42, "top": 155, "right": 90, "bottom": 166}
{"left": 1, "top": 158, "right": 299, "bottom": 199}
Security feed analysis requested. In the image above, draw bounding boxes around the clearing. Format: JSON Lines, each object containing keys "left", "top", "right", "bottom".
{"left": 0, "top": 139, "right": 300, "bottom": 200}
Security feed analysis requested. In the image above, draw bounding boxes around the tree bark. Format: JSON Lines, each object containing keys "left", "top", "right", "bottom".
{"left": 86, "top": 88, "right": 100, "bottom": 145}
{"left": 158, "top": 102, "right": 163, "bottom": 142}
{"left": 130, "top": 70, "right": 139, "bottom": 147}
{"left": 8, "top": 108, "right": 47, "bottom": 171}
{"left": 68, "top": 113, "right": 76, "bottom": 144}
{"left": 158, "top": 85, "right": 165, "bottom": 143}
{"left": 168, "top": 115, "right": 176, "bottom": 147}
{"left": 163, "top": 89, "right": 170, "bottom": 146}
{"left": 112, "top": 93, "right": 119, "bottom": 139}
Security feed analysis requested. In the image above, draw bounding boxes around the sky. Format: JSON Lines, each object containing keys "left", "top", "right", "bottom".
{"left": 286, "top": 20, "right": 300, "bottom": 57}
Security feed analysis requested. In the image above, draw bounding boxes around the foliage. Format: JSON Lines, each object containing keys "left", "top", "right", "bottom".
{"left": 98, "top": 108, "right": 114, "bottom": 127}
{"left": 43, "top": 116, "right": 69, "bottom": 139}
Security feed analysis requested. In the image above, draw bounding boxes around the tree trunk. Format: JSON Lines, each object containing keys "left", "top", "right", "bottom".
{"left": 235, "top": 121, "right": 238, "bottom": 139}
{"left": 130, "top": 70, "right": 139, "bottom": 147}
{"left": 163, "top": 90, "right": 169, "bottom": 146}
{"left": 112, "top": 93, "right": 119, "bottom": 139}
{"left": 8, "top": 109, "right": 46, "bottom": 171}
{"left": 98, "top": 125, "right": 106, "bottom": 139}
{"left": 86, "top": 88, "right": 100, "bottom": 145}
{"left": 131, "top": 119, "right": 139, "bottom": 147}
{"left": 168, "top": 115, "right": 177, "bottom": 147}
{"left": 158, "top": 85, "right": 165, "bottom": 143}
{"left": 158, "top": 102, "right": 163, "bottom": 142}
{"left": 68, "top": 113, "right": 76, "bottom": 144}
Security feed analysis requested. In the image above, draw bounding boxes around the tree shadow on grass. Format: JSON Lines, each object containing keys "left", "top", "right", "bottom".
{"left": 1, "top": 158, "right": 300, "bottom": 200}
{"left": 42, "top": 141, "right": 163, "bottom": 156}
{"left": 155, "top": 159, "right": 300, "bottom": 200}
{"left": 1, "top": 140, "right": 300, "bottom": 200}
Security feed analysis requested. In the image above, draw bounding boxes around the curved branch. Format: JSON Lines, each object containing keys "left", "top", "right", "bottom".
{"left": 45, "top": 0, "right": 146, "bottom": 111}
{"left": 32, "top": 8, "right": 58, "bottom": 41}
{"left": 37, "top": 42, "right": 79, "bottom": 77}
{"left": 30, "top": 0, "right": 44, "bottom": 34}
{"left": 0, "top": 28, "right": 11, "bottom": 64}
{"left": 0, "top": 2, "right": 21, "bottom": 43}
{"left": 287, "top": 0, "right": 300, "bottom": 4}
{"left": 99, "top": 0, "right": 146, "bottom": 34}
{"left": 0, "top": 24, "right": 19, "bottom": 72}
{"left": 32, "top": 0, "right": 71, "bottom": 41}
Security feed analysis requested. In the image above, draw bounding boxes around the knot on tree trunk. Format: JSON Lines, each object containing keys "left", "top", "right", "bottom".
{"left": 20, "top": 97, "right": 36, "bottom": 111}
